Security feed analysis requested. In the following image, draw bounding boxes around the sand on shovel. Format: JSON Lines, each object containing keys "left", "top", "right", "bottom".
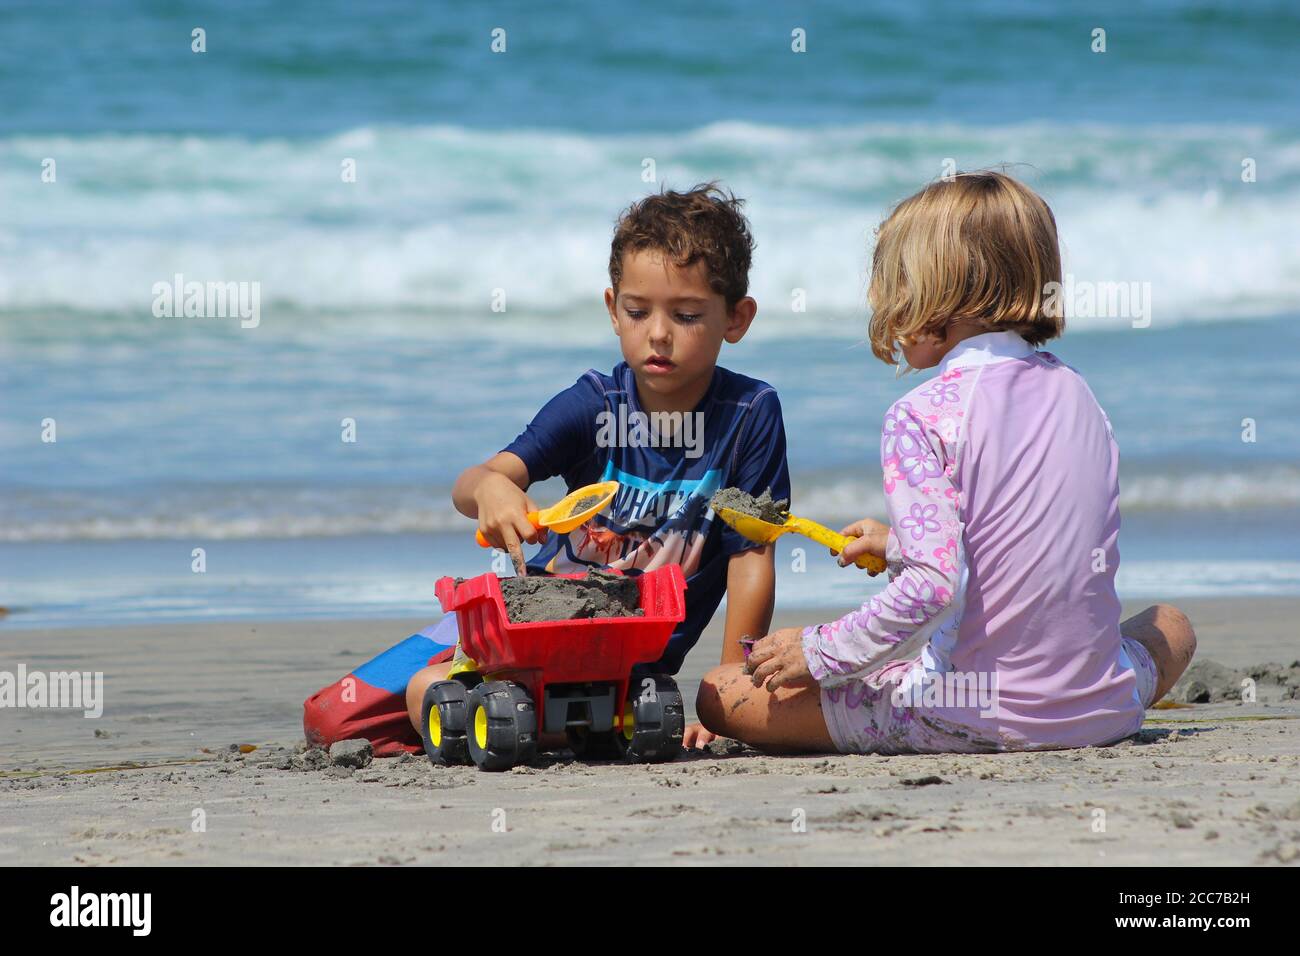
{"left": 566, "top": 493, "right": 602, "bottom": 517}
{"left": 500, "top": 569, "right": 644, "bottom": 624}
{"left": 710, "top": 486, "right": 789, "bottom": 525}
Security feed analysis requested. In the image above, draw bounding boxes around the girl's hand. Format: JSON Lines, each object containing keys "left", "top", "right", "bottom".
{"left": 833, "top": 517, "right": 890, "bottom": 575}
{"left": 473, "top": 472, "right": 548, "bottom": 575}
{"left": 746, "top": 627, "right": 815, "bottom": 691}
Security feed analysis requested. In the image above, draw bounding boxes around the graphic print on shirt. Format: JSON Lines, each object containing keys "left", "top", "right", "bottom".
{"left": 544, "top": 465, "right": 724, "bottom": 575}
{"left": 504, "top": 362, "right": 790, "bottom": 673}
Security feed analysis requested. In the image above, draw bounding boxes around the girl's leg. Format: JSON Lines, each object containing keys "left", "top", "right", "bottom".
{"left": 696, "top": 662, "right": 837, "bottom": 754}
{"left": 1121, "top": 604, "right": 1197, "bottom": 703}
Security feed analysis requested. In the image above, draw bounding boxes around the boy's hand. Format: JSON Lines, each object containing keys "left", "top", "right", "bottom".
{"left": 834, "top": 517, "right": 890, "bottom": 575}
{"left": 474, "top": 472, "right": 548, "bottom": 576}
{"left": 683, "top": 722, "right": 716, "bottom": 750}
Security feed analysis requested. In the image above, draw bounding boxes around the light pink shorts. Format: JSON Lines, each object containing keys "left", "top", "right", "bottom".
{"left": 820, "top": 636, "right": 1160, "bottom": 755}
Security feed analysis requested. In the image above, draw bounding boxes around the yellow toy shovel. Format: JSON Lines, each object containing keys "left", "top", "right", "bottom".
{"left": 474, "top": 480, "right": 619, "bottom": 548}
{"left": 714, "top": 506, "right": 887, "bottom": 574}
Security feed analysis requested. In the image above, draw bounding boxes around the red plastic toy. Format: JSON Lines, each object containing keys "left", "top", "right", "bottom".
{"left": 421, "top": 566, "right": 688, "bottom": 771}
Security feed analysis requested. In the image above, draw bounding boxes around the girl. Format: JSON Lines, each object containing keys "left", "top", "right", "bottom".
{"left": 697, "top": 171, "right": 1196, "bottom": 754}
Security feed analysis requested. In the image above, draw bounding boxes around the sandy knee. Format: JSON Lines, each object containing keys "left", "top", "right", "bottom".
{"left": 697, "top": 663, "right": 745, "bottom": 734}
{"left": 1135, "top": 604, "right": 1197, "bottom": 701}
{"left": 1154, "top": 603, "right": 1197, "bottom": 661}
{"left": 695, "top": 666, "right": 728, "bottom": 733}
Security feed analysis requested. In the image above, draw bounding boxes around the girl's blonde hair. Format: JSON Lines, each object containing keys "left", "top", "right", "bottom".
{"left": 867, "top": 170, "right": 1064, "bottom": 364}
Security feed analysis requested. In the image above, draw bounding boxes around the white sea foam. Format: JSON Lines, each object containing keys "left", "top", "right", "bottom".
{"left": 6, "top": 554, "right": 1297, "bottom": 631}
{"left": 4, "top": 464, "right": 1296, "bottom": 542}
{"left": 767, "top": 560, "right": 1300, "bottom": 610}
{"left": 2, "top": 121, "right": 1297, "bottom": 330}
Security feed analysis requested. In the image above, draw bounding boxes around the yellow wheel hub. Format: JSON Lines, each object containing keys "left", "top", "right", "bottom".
{"left": 622, "top": 709, "right": 635, "bottom": 741}
{"left": 447, "top": 656, "right": 479, "bottom": 680}
{"left": 428, "top": 705, "right": 442, "bottom": 747}
{"left": 474, "top": 706, "right": 488, "bottom": 749}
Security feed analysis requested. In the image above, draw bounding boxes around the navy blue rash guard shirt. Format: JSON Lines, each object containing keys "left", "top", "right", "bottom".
{"left": 501, "top": 361, "right": 791, "bottom": 675}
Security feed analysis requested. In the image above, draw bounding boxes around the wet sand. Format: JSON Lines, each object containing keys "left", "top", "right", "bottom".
{"left": 2, "top": 598, "right": 1297, "bottom": 866}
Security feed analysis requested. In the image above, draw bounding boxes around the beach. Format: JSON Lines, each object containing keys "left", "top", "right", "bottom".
{"left": 3, "top": 0, "right": 1300, "bottom": 873}
{"left": 3, "top": 598, "right": 1297, "bottom": 866}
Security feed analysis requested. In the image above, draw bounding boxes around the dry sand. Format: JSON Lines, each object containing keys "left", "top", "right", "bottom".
{"left": 2, "top": 598, "right": 1298, "bottom": 866}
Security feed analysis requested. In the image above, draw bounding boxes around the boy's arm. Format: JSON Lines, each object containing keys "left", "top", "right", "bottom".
{"left": 451, "top": 451, "right": 530, "bottom": 517}
{"left": 712, "top": 386, "right": 788, "bottom": 645}
{"left": 720, "top": 545, "right": 777, "bottom": 664}
{"left": 717, "top": 388, "right": 786, "bottom": 661}
{"left": 683, "top": 544, "right": 776, "bottom": 750}
{"left": 452, "top": 372, "right": 601, "bottom": 575}
{"left": 452, "top": 451, "right": 545, "bottom": 576}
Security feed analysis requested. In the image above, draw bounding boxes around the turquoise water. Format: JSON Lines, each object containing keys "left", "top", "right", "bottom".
{"left": 2, "top": 0, "right": 1298, "bottom": 626}
{"left": 6, "top": 1, "right": 1299, "bottom": 132}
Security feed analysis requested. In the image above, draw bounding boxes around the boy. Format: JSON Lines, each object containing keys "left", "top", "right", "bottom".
{"left": 304, "top": 184, "right": 790, "bottom": 753}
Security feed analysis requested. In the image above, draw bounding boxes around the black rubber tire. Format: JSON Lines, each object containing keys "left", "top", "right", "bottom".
{"left": 466, "top": 681, "right": 537, "bottom": 772}
{"left": 421, "top": 680, "right": 471, "bottom": 767}
{"left": 621, "top": 675, "right": 685, "bottom": 764}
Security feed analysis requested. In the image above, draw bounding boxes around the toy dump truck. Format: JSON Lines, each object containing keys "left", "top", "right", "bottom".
{"left": 422, "top": 566, "right": 687, "bottom": 772}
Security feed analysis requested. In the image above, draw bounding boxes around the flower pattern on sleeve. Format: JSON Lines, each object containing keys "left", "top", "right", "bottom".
{"left": 899, "top": 502, "right": 941, "bottom": 540}
{"left": 920, "top": 380, "right": 961, "bottom": 407}
{"left": 802, "top": 377, "right": 971, "bottom": 687}
{"left": 882, "top": 401, "right": 926, "bottom": 459}
{"left": 898, "top": 445, "right": 943, "bottom": 486}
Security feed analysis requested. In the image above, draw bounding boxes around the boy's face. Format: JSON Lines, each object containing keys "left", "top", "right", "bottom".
{"left": 605, "top": 250, "right": 756, "bottom": 407}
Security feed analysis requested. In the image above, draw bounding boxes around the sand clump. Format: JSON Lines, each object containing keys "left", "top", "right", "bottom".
{"left": 500, "top": 570, "right": 644, "bottom": 623}
{"left": 329, "top": 739, "right": 374, "bottom": 769}
{"left": 710, "top": 486, "right": 788, "bottom": 525}
{"left": 1171, "top": 658, "right": 1300, "bottom": 704}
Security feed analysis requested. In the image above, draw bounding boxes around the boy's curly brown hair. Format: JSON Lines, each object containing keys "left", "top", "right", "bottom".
{"left": 608, "top": 183, "right": 754, "bottom": 310}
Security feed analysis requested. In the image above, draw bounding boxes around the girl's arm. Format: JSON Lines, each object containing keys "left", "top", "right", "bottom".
{"left": 802, "top": 399, "right": 964, "bottom": 687}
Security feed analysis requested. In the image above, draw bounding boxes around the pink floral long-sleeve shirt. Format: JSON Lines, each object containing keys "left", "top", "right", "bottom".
{"left": 801, "top": 371, "right": 967, "bottom": 684}
{"left": 802, "top": 330, "right": 1145, "bottom": 750}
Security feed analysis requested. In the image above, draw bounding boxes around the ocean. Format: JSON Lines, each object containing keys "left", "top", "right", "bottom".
{"left": 2, "top": 0, "right": 1298, "bottom": 628}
